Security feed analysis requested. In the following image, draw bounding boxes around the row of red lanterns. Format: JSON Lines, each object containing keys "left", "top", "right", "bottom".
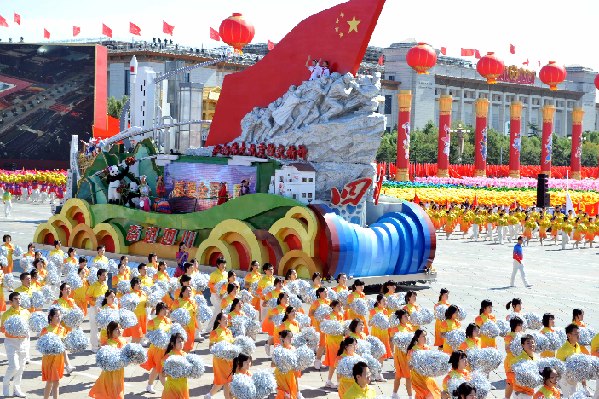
{"left": 404, "top": 43, "right": 590, "bottom": 91}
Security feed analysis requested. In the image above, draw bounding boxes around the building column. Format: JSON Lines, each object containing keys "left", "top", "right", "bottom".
{"left": 395, "top": 90, "right": 412, "bottom": 181}
{"left": 474, "top": 98, "right": 489, "bottom": 177}
{"left": 437, "top": 95, "right": 452, "bottom": 177}
{"left": 541, "top": 105, "right": 556, "bottom": 176}
{"left": 570, "top": 107, "right": 584, "bottom": 180}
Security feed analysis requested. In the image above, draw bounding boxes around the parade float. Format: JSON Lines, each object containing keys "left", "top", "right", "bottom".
{"left": 34, "top": 0, "right": 436, "bottom": 282}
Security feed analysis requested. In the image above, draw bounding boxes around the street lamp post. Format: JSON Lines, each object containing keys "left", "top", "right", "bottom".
{"left": 449, "top": 123, "right": 471, "bottom": 164}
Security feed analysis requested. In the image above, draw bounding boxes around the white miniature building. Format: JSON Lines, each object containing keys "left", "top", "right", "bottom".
{"left": 129, "top": 56, "right": 157, "bottom": 132}
{"left": 270, "top": 163, "right": 316, "bottom": 204}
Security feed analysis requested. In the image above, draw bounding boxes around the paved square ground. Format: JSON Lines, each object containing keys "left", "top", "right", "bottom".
{"left": 1, "top": 202, "right": 598, "bottom": 398}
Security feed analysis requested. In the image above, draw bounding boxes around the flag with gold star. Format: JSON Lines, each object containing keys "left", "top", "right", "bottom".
{"left": 206, "top": 0, "right": 387, "bottom": 145}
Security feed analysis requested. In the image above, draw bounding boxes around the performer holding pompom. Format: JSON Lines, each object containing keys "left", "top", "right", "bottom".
{"left": 369, "top": 294, "right": 392, "bottom": 360}
{"left": 274, "top": 330, "right": 301, "bottom": 399}
{"left": 346, "top": 318, "right": 367, "bottom": 340}
{"left": 123, "top": 277, "right": 149, "bottom": 343}
{"left": 347, "top": 280, "right": 369, "bottom": 335}
{"left": 474, "top": 300, "right": 497, "bottom": 348}
{"left": 343, "top": 361, "right": 376, "bottom": 399}
{"left": 407, "top": 330, "right": 441, "bottom": 399}
{"left": 71, "top": 264, "right": 90, "bottom": 316}
{"left": 309, "top": 287, "right": 330, "bottom": 370}
{"left": 161, "top": 333, "right": 189, "bottom": 399}
{"left": 172, "top": 286, "right": 198, "bottom": 351}
{"left": 274, "top": 306, "right": 300, "bottom": 346}
{"left": 336, "top": 337, "right": 359, "bottom": 398}
{"left": 40, "top": 308, "right": 68, "bottom": 399}
{"left": 206, "top": 313, "right": 234, "bottom": 399}
{"left": 323, "top": 300, "right": 345, "bottom": 388}
{"left": 442, "top": 351, "right": 470, "bottom": 396}
{"left": 392, "top": 309, "right": 415, "bottom": 399}
{"left": 539, "top": 314, "right": 557, "bottom": 358}
{"left": 434, "top": 289, "right": 450, "bottom": 348}
{"left": 403, "top": 291, "right": 421, "bottom": 328}
{"left": 89, "top": 321, "right": 126, "bottom": 399}
{"left": 141, "top": 302, "right": 172, "bottom": 394}
{"left": 532, "top": 367, "right": 560, "bottom": 399}
{"left": 504, "top": 317, "right": 524, "bottom": 399}
{"left": 1, "top": 292, "right": 30, "bottom": 398}
{"left": 458, "top": 323, "right": 481, "bottom": 351}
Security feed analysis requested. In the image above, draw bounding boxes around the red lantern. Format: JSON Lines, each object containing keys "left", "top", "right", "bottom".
{"left": 219, "top": 13, "right": 255, "bottom": 54}
{"left": 594, "top": 73, "right": 599, "bottom": 90}
{"left": 406, "top": 43, "right": 437, "bottom": 74}
{"left": 539, "top": 61, "right": 567, "bottom": 91}
{"left": 476, "top": 52, "right": 504, "bottom": 84}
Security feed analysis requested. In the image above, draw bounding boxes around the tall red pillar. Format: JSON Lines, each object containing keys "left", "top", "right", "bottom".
{"left": 570, "top": 107, "right": 585, "bottom": 180}
{"left": 395, "top": 90, "right": 412, "bottom": 181}
{"left": 509, "top": 101, "right": 523, "bottom": 178}
{"left": 474, "top": 98, "right": 489, "bottom": 177}
{"left": 540, "top": 105, "right": 555, "bottom": 176}
{"left": 437, "top": 95, "right": 452, "bottom": 177}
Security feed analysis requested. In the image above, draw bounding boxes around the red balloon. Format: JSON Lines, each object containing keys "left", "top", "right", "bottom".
{"left": 595, "top": 73, "right": 599, "bottom": 90}
{"left": 219, "top": 13, "right": 255, "bottom": 53}
{"left": 406, "top": 43, "right": 437, "bottom": 74}
{"left": 476, "top": 52, "right": 504, "bottom": 84}
{"left": 539, "top": 61, "right": 567, "bottom": 91}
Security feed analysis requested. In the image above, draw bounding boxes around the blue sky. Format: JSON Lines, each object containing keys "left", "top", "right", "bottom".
{"left": 1, "top": 0, "right": 598, "bottom": 72}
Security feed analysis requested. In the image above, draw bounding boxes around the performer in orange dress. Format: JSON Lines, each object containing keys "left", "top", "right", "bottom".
{"left": 408, "top": 330, "right": 441, "bottom": 399}
{"left": 474, "top": 299, "right": 497, "bottom": 348}
{"left": 263, "top": 292, "right": 288, "bottom": 355}
{"left": 89, "top": 321, "right": 126, "bottom": 399}
{"left": 403, "top": 291, "right": 421, "bottom": 329}
{"left": 161, "top": 333, "right": 189, "bottom": 399}
{"left": 274, "top": 306, "right": 301, "bottom": 346}
{"left": 439, "top": 305, "right": 461, "bottom": 354}
{"left": 2, "top": 234, "right": 15, "bottom": 274}
{"left": 434, "top": 289, "right": 450, "bottom": 348}
{"left": 346, "top": 279, "right": 369, "bottom": 334}
{"left": 337, "top": 337, "right": 359, "bottom": 398}
{"left": 98, "top": 290, "right": 118, "bottom": 346}
{"left": 368, "top": 294, "right": 392, "bottom": 360}
{"left": 122, "top": 277, "right": 148, "bottom": 343}
{"left": 172, "top": 286, "right": 198, "bottom": 351}
{"left": 504, "top": 317, "right": 524, "bottom": 399}
{"left": 275, "top": 330, "right": 301, "bottom": 399}
{"left": 141, "top": 302, "right": 172, "bottom": 394}
{"left": 323, "top": 300, "right": 345, "bottom": 388}
{"left": 0, "top": 262, "right": 6, "bottom": 312}
{"left": 244, "top": 261, "right": 262, "bottom": 312}
{"left": 392, "top": 309, "right": 415, "bottom": 399}
{"left": 206, "top": 313, "right": 234, "bottom": 399}
{"left": 41, "top": 308, "right": 68, "bottom": 399}
{"left": 309, "top": 287, "right": 330, "bottom": 369}
{"left": 70, "top": 262, "right": 90, "bottom": 316}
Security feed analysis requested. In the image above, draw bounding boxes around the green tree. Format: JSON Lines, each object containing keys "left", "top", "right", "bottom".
{"left": 376, "top": 130, "right": 397, "bottom": 163}
{"left": 551, "top": 135, "right": 571, "bottom": 166}
{"left": 581, "top": 141, "right": 599, "bottom": 167}
{"left": 107, "top": 96, "right": 128, "bottom": 119}
{"left": 520, "top": 136, "right": 540, "bottom": 165}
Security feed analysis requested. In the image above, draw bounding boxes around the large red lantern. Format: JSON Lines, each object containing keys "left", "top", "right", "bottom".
{"left": 406, "top": 43, "right": 437, "bottom": 74}
{"left": 476, "top": 52, "right": 504, "bottom": 84}
{"left": 539, "top": 61, "right": 567, "bottom": 91}
{"left": 219, "top": 13, "right": 255, "bottom": 54}
{"left": 594, "top": 73, "right": 599, "bottom": 90}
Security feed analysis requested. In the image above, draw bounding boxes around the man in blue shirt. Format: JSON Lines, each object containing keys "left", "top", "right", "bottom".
{"left": 511, "top": 236, "right": 531, "bottom": 288}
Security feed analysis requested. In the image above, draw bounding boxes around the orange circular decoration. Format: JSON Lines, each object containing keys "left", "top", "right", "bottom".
{"left": 406, "top": 43, "right": 437, "bottom": 75}
{"left": 219, "top": 13, "right": 255, "bottom": 54}
{"left": 476, "top": 52, "right": 504, "bottom": 84}
{"left": 539, "top": 61, "right": 567, "bottom": 91}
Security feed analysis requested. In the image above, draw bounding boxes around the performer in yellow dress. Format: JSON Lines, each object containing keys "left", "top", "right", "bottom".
{"left": 434, "top": 289, "right": 450, "bottom": 348}
{"left": 442, "top": 351, "right": 470, "bottom": 395}
{"left": 408, "top": 330, "right": 441, "bottom": 399}
{"left": 161, "top": 333, "right": 189, "bottom": 399}
{"left": 123, "top": 277, "right": 149, "bottom": 343}
{"left": 71, "top": 262, "right": 90, "bottom": 316}
{"left": 346, "top": 319, "right": 367, "bottom": 341}
{"left": 440, "top": 305, "right": 461, "bottom": 354}
{"left": 255, "top": 263, "right": 275, "bottom": 320}
{"left": 275, "top": 330, "right": 301, "bottom": 399}
{"left": 263, "top": 291, "right": 288, "bottom": 355}
{"left": 392, "top": 309, "right": 415, "bottom": 399}
{"left": 141, "top": 302, "right": 172, "bottom": 394}
{"left": 504, "top": 317, "right": 524, "bottom": 399}
{"left": 274, "top": 306, "right": 301, "bottom": 346}
{"left": 309, "top": 287, "right": 331, "bottom": 369}
{"left": 244, "top": 261, "right": 262, "bottom": 312}
{"left": 539, "top": 314, "right": 557, "bottom": 358}
{"left": 206, "top": 313, "right": 234, "bottom": 399}
{"left": 347, "top": 280, "right": 369, "bottom": 334}
{"left": 533, "top": 367, "right": 561, "bottom": 399}
{"left": 368, "top": 294, "right": 392, "bottom": 360}
{"left": 474, "top": 299, "right": 496, "bottom": 348}
{"left": 172, "top": 286, "right": 198, "bottom": 351}
{"left": 324, "top": 300, "right": 345, "bottom": 388}
{"left": 344, "top": 361, "right": 377, "bottom": 399}
{"left": 41, "top": 308, "right": 68, "bottom": 399}
{"left": 403, "top": 291, "right": 421, "bottom": 328}
{"left": 509, "top": 334, "right": 536, "bottom": 399}
{"left": 89, "top": 321, "right": 126, "bottom": 399}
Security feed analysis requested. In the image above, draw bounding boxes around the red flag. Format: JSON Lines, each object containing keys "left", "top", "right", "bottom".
{"left": 413, "top": 193, "right": 420, "bottom": 204}
{"left": 44, "top": 28, "right": 50, "bottom": 39}
{"left": 73, "top": 26, "right": 80, "bottom": 37}
{"left": 522, "top": 59, "right": 529, "bottom": 66}
{"left": 0, "top": 15, "right": 8, "bottom": 27}
{"left": 474, "top": 49, "right": 481, "bottom": 59}
{"left": 206, "top": 0, "right": 386, "bottom": 145}
{"left": 14, "top": 13, "right": 20, "bottom": 25}
{"left": 377, "top": 54, "right": 384, "bottom": 65}
{"left": 163, "top": 21, "right": 174, "bottom": 35}
{"left": 461, "top": 48, "right": 475, "bottom": 57}
{"left": 210, "top": 27, "right": 220, "bottom": 41}
{"left": 472, "top": 195, "right": 478, "bottom": 207}
{"left": 440, "top": 47, "right": 446, "bottom": 55}
{"left": 510, "top": 44, "right": 516, "bottom": 54}
{"left": 268, "top": 40, "right": 276, "bottom": 51}
{"left": 130, "top": 22, "right": 141, "bottom": 36}
{"left": 102, "top": 23, "right": 112, "bottom": 38}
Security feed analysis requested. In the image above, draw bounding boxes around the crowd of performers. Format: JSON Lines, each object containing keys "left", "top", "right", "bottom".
{"left": 425, "top": 203, "right": 599, "bottom": 249}
{"left": 0, "top": 181, "right": 64, "bottom": 204}
{"left": 1, "top": 235, "right": 599, "bottom": 399}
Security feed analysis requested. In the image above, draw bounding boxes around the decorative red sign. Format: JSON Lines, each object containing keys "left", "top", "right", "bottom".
{"left": 160, "top": 228, "right": 178, "bottom": 246}
{"left": 181, "top": 231, "right": 197, "bottom": 248}
{"left": 496, "top": 65, "right": 536, "bottom": 85}
{"left": 144, "top": 227, "right": 159, "bottom": 243}
{"left": 331, "top": 177, "right": 373, "bottom": 206}
{"left": 126, "top": 225, "right": 143, "bottom": 242}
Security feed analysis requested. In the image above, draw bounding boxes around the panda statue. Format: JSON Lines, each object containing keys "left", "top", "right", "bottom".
{"left": 106, "top": 164, "right": 130, "bottom": 204}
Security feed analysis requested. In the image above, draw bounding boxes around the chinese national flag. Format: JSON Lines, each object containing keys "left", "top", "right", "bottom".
{"left": 210, "top": 27, "right": 220, "bottom": 41}
{"left": 440, "top": 47, "right": 447, "bottom": 55}
{"left": 377, "top": 54, "right": 384, "bottom": 65}
{"left": 73, "top": 26, "right": 80, "bottom": 37}
{"left": 44, "top": 28, "right": 50, "bottom": 39}
{"left": 474, "top": 49, "right": 481, "bottom": 59}
{"left": 461, "top": 48, "right": 475, "bottom": 57}
{"left": 206, "top": 0, "right": 386, "bottom": 145}
{"left": 268, "top": 40, "right": 275, "bottom": 51}
{"left": 0, "top": 15, "right": 8, "bottom": 27}
{"left": 510, "top": 44, "right": 516, "bottom": 54}
{"left": 14, "top": 13, "right": 20, "bottom": 25}
{"left": 130, "top": 22, "right": 141, "bottom": 36}
{"left": 163, "top": 21, "right": 174, "bottom": 35}
{"left": 102, "top": 23, "right": 112, "bottom": 38}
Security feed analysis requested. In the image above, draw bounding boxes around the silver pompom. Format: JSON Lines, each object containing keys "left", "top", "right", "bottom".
{"left": 146, "top": 329, "right": 170, "bottom": 349}
{"left": 296, "top": 344, "right": 316, "bottom": 371}
{"left": 12, "top": 245, "right": 23, "bottom": 258}
{"left": 191, "top": 273, "right": 209, "bottom": 292}
{"left": 445, "top": 329, "right": 466, "bottom": 351}
{"left": 314, "top": 305, "right": 332, "bottom": 322}
{"left": 272, "top": 346, "right": 298, "bottom": 373}
{"left": 96, "top": 307, "right": 119, "bottom": 328}
{"left": 155, "top": 280, "right": 169, "bottom": 293}
{"left": 116, "top": 280, "right": 131, "bottom": 295}
{"left": 64, "top": 329, "right": 89, "bottom": 352}
{"left": 389, "top": 314, "right": 400, "bottom": 328}
{"left": 466, "top": 348, "right": 503, "bottom": 374}
{"left": 392, "top": 331, "right": 413, "bottom": 353}
{"left": 286, "top": 281, "right": 300, "bottom": 296}
{"left": 4, "top": 315, "right": 29, "bottom": 337}
{"left": 239, "top": 290, "right": 253, "bottom": 304}
{"left": 523, "top": 313, "right": 542, "bottom": 331}
{"left": 230, "top": 315, "right": 249, "bottom": 337}
{"left": 231, "top": 373, "right": 257, "bottom": 399}
{"left": 271, "top": 314, "right": 284, "bottom": 327}
{"left": 42, "top": 285, "right": 56, "bottom": 303}
{"left": 362, "top": 353, "right": 383, "bottom": 379}
{"left": 409, "top": 350, "right": 451, "bottom": 377}
{"left": 28, "top": 311, "right": 49, "bottom": 333}
{"left": 293, "top": 327, "right": 319, "bottom": 350}
{"left": 288, "top": 294, "right": 303, "bottom": 310}
{"left": 470, "top": 371, "right": 492, "bottom": 399}
{"left": 446, "top": 377, "right": 466, "bottom": 398}
{"left": 194, "top": 294, "right": 208, "bottom": 308}
{"left": 64, "top": 273, "right": 83, "bottom": 290}
{"left": 106, "top": 259, "right": 119, "bottom": 275}
{"left": 386, "top": 295, "right": 405, "bottom": 311}
{"left": 214, "top": 280, "right": 226, "bottom": 297}
{"left": 121, "top": 343, "right": 147, "bottom": 365}
{"left": 186, "top": 353, "right": 206, "bottom": 378}
{"left": 529, "top": 331, "right": 549, "bottom": 353}
{"left": 510, "top": 333, "right": 524, "bottom": 356}
{"left": 544, "top": 331, "right": 566, "bottom": 351}
{"left": 253, "top": 369, "right": 277, "bottom": 399}
{"left": 513, "top": 360, "right": 543, "bottom": 388}
{"left": 350, "top": 298, "right": 369, "bottom": 316}
{"left": 46, "top": 269, "right": 61, "bottom": 286}
{"left": 507, "top": 313, "right": 527, "bottom": 330}
{"left": 96, "top": 345, "right": 125, "bottom": 371}
{"left": 37, "top": 332, "right": 65, "bottom": 355}
{"left": 410, "top": 308, "right": 434, "bottom": 326}
{"left": 327, "top": 288, "right": 338, "bottom": 301}
{"left": 242, "top": 303, "right": 259, "bottom": 320}
{"left": 496, "top": 320, "right": 510, "bottom": 337}
{"left": 170, "top": 323, "right": 188, "bottom": 342}
{"left": 320, "top": 319, "right": 344, "bottom": 336}
{"left": 146, "top": 266, "right": 157, "bottom": 279}
{"left": 163, "top": 355, "right": 191, "bottom": 378}
{"left": 87, "top": 267, "right": 99, "bottom": 285}
{"left": 210, "top": 341, "right": 241, "bottom": 360}
{"left": 198, "top": 305, "right": 213, "bottom": 324}
{"left": 31, "top": 290, "right": 47, "bottom": 309}
{"left": 578, "top": 327, "right": 596, "bottom": 346}
{"left": 3, "top": 273, "right": 18, "bottom": 290}
{"left": 63, "top": 307, "right": 84, "bottom": 329}
{"left": 119, "top": 309, "right": 138, "bottom": 328}
{"left": 120, "top": 293, "right": 140, "bottom": 311}
{"left": 366, "top": 336, "right": 387, "bottom": 359}
{"left": 435, "top": 304, "right": 448, "bottom": 321}
{"left": 457, "top": 306, "right": 467, "bottom": 321}
{"left": 536, "top": 357, "right": 565, "bottom": 378}
{"left": 296, "top": 313, "right": 311, "bottom": 328}
{"left": 147, "top": 289, "right": 166, "bottom": 308}
{"left": 480, "top": 321, "right": 499, "bottom": 338}
{"left": 19, "top": 293, "right": 31, "bottom": 310}
{"left": 264, "top": 297, "right": 278, "bottom": 309}
{"left": 171, "top": 308, "right": 191, "bottom": 326}
{"left": 336, "top": 355, "right": 365, "bottom": 377}
{"left": 234, "top": 335, "right": 256, "bottom": 356}
{"left": 246, "top": 319, "right": 261, "bottom": 337}
{"left": 570, "top": 390, "right": 592, "bottom": 399}
{"left": 337, "top": 290, "right": 350, "bottom": 306}
{"left": 565, "top": 354, "right": 595, "bottom": 382}
{"left": 356, "top": 339, "right": 372, "bottom": 356}
{"left": 370, "top": 312, "right": 390, "bottom": 330}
